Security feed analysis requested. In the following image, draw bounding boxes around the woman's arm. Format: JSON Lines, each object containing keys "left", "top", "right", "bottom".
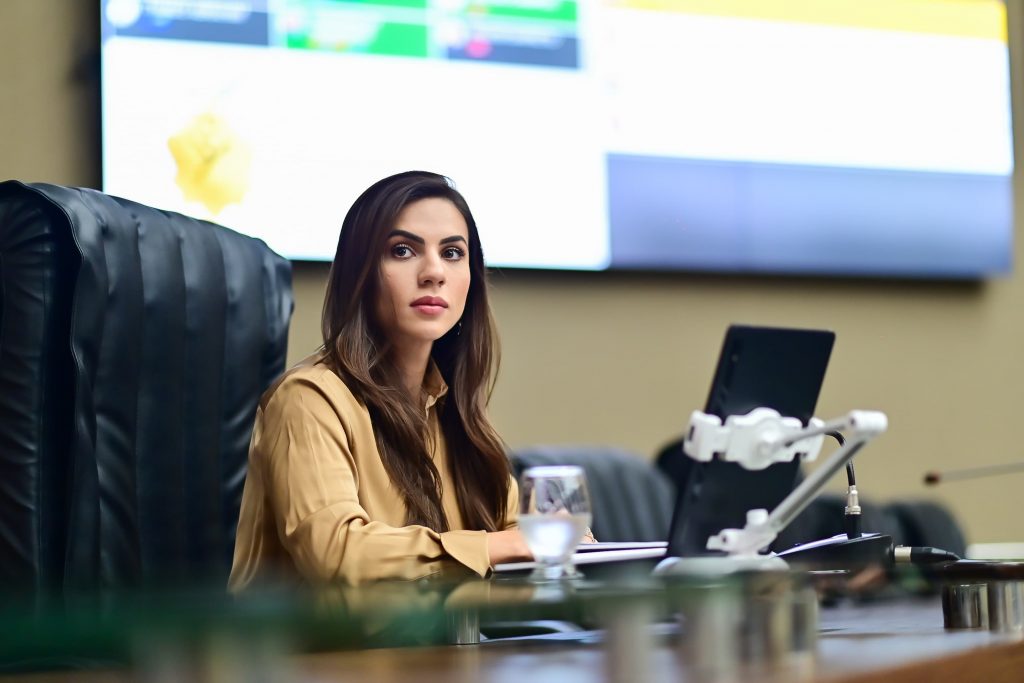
{"left": 255, "top": 375, "right": 492, "bottom": 584}
{"left": 485, "top": 474, "right": 532, "bottom": 564}
{"left": 486, "top": 528, "right": 532, "bottom": 565}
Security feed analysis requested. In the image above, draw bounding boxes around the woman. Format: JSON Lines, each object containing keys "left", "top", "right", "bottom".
{"left": 229, "top": 171, "right": 532, "bottom": 590}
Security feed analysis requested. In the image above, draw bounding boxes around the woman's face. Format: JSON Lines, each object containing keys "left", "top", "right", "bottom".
{"left": 375, "top": 197, "right": 471, "bottom": 352}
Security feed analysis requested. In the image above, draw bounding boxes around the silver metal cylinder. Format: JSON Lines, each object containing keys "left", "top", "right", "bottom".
{"left": 676, "top": 572, "right": 818, "bottom": 681}
{"left": 790, "top": 583, "right": 820, "bottom": 659}
{"left": 678, "top": 581, "right": 743, "bottom": 679}
{"left": 604, "top": 601, "right": 655, "bottom": 683}
{"left": 987, "top": 581, "right": 1024, "bottom": 633}
{"left": 942, "top": 583, "right": 988, "bottom": 629}
{"left": 446, "top": 608, "right": 480, "bottom": 645}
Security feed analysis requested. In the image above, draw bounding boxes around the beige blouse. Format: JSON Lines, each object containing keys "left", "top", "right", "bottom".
{"left": 228, "top": 356, "right": 518, "bottom": 591}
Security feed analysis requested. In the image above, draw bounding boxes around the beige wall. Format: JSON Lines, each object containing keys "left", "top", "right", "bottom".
{"left": 5, "top": 0, "right": 1023, "bottom": 544}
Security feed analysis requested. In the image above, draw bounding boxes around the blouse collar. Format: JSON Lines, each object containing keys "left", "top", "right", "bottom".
{"left": 423, "top": 360, "right": 449, "bottom": 411}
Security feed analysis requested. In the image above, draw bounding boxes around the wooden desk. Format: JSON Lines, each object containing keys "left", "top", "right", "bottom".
{"left": 285, "top": 600, "right": 1024, "bottom": 683}
{"left": 4, "top": 584, "right": 1024, "bottom": 683}
{"left": 9, "top": 598, "right": 1019, "bottom": 683}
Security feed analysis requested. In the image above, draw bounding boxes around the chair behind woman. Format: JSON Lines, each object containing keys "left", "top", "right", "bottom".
{"left": 509, "top": 446, "right": 674, "bottom": 543}
{"left": 0, "top": 181, "right": 293, "bottom": 599}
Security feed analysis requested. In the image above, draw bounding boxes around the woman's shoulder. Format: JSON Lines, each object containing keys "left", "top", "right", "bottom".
{"left": 260, "top": 353, "right": 365, "bottom": 417}
{"left": 250, "top": 354, "right": 374, "bottom": 466}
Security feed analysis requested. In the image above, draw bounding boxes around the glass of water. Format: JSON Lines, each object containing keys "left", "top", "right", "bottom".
{"left": 519, "top": 465, "right": 592, "bottom": 581}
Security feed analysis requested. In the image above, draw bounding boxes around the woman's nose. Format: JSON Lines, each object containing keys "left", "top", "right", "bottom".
{"left": 419, "top": 252, "right": 445, "bottom": 286}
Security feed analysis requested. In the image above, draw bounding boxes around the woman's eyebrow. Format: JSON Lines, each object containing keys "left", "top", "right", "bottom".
{"left": 388, "top": 229, "right": 467, "bottom": 246}
{"left": 387, "top": 229, "right": 424, "bottom": 244}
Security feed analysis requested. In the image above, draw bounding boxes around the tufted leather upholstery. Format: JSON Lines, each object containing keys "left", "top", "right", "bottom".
{"left": 0, "top": 182, "right": 293, "bottom": 596}
{"left": 509, "top": 446, "right": 674, "bottom": 542}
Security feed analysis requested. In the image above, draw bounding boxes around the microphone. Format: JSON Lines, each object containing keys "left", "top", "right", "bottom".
{"left": 923, "top": 460, "right": 1024, "bottom": 486}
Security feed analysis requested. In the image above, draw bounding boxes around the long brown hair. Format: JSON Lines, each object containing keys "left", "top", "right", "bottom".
{"left": 321, "top": 171, "right": 509, "bottom": 532}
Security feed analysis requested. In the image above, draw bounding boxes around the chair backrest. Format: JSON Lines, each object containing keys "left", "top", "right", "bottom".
{"left": 0, "top": 181, "right": 293, "bottom": 595}
{"left": 509, "top": 446, "right": 674, "bottom": 542}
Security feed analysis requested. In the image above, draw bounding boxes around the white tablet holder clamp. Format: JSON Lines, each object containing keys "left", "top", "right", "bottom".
{"left": 654, "top": 408, "right": 888, "bottom": 576}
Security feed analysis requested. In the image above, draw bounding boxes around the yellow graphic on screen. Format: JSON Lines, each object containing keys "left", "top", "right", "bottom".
{"left": 167, "top": 112, "right": 251, "bottom": 215}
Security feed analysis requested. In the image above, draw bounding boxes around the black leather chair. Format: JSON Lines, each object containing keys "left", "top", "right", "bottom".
{"left": 509, "top": 446, "right": 674, "bottom": 542}
{"left": 0, "top": 182, "right": 293, "bottom": 598}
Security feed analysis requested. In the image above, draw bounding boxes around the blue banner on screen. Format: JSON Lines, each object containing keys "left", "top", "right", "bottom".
{"left": 100, "top": 0, "right": 1014, "bottom": 278}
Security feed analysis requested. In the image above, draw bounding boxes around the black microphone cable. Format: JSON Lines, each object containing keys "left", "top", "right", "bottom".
{"left": 892, "top": 546, "right": 961, "bottom": 565}
{"left": 824, "top": 433, "right": 961, "bottom": 565}
{"left": 827, "top": 431, "right": 862, "bottom": 539}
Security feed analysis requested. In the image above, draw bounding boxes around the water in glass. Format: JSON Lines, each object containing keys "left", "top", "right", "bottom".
{"left": 519, "top": 465, "right": 591, "bottom": 581}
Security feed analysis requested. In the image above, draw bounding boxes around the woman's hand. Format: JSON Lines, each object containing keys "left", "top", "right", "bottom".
{"left": 486, "top": 529, "right": 533, "bottom": 566}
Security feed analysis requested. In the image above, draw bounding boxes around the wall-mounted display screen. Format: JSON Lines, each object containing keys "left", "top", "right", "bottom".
{"left": 101, "top": 0, "right": 1014, "bottom": 278}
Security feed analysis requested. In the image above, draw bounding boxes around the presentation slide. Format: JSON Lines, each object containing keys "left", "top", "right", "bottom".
{"left": 101, "top": 0, "right": 1013, "bottom": 277}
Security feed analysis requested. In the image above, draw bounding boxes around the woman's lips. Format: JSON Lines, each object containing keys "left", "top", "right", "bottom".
{"left": 411, "top": 297, "right": 447, "bottom": 316}
{"left": 411, "top": 304, "right": 446, "bottom": 316}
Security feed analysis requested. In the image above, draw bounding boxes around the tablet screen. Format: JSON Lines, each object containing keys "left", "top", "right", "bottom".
{"left": 666, "top": 325, "right": 835, "bottom": 557}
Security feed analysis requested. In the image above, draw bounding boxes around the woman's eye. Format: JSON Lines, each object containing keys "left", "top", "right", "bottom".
{"left": 443, "top": 246, "right": 465, "bottom": 261}
{"left": 391, "top": 243, "right": 414, "bottom": 259}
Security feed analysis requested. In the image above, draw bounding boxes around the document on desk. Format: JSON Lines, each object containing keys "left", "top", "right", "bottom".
{"left": 494, "top": 543, "right": 667, "bottom": 573}
{"left": 575, "top": 541, "right": 667, "bottom": 552}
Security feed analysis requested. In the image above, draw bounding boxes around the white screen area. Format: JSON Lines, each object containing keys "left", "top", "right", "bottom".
{"left": 100, "top": 0, "right": 1014, "bottom": 277}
